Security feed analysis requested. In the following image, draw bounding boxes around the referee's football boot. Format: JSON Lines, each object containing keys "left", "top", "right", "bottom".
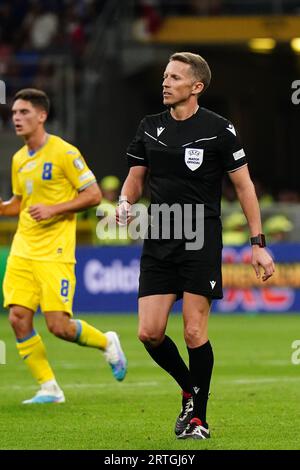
{"left": 104, "top": 331, "right": 127, "bottom": 381}
{"left": 174, "top": 392, "right": 194, "bottom": 436}
{"left": 177, "top": 417, "right": 210, "bottom": 440}
{"left": 22, "top": 388, "right": 65, "bottom": 404}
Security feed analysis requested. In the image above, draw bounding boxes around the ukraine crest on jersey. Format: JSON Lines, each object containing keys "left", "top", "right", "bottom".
{"left": 11, "top": 135, "right": 96, "bottom": 263}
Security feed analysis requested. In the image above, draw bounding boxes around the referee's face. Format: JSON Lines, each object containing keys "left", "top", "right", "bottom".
{"left": 162, "top": 60, "right": 201, "bottom": 107}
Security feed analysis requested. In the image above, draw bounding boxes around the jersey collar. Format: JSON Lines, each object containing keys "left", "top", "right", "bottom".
{"left": 27, "top": 133, "right": 50, "bottom": 157}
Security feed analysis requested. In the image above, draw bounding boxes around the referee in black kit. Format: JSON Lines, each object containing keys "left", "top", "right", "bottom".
{"left": 117, "top": 52, "right": 275, "bottom": 440}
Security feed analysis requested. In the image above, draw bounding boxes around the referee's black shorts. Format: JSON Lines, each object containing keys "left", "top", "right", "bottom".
{"left": 138, "top": 217, "right": 223, "bottom": 300}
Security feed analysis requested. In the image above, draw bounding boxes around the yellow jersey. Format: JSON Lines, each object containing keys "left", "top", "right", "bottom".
{"left": 11, "top": 134, "right": 96, "bottom": 263}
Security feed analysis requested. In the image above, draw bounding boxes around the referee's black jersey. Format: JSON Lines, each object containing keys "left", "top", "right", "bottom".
{"left": 126, "top": 107, "right": 247, "bottom": 218}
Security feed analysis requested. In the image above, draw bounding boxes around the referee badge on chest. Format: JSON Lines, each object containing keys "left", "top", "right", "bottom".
{"left": 184, "top": 148, "right": 204, "bottom": 171}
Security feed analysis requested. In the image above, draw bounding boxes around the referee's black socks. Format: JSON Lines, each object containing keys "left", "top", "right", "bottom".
{"left": 144, "top": 335, "right": 192, "bottom": 394}
{"left": 187, "top": 340, "right": 214, "bottom": 424}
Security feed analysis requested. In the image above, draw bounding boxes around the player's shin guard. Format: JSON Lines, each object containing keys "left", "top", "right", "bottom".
{"left": 74, "top": 320, "right": 108, "bottom": 349}
{"left": 16, "top": 330, "right": 55, "bottom": 384}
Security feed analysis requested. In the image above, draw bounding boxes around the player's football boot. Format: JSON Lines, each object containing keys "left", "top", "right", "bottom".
{"left": 22, "top": 388, "right": 65, "bottom": 404}
{"left": 174, "top": 392, "right": 194, "bottom": 436}
{"left": 177, "top": 417, "right": 210, "bottom": 440}
{"left": 104, "top": 331, "right": 127, "bottom": 381}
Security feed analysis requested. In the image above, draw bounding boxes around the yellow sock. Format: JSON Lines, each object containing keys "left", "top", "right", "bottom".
{"left": 16, "top": 331, "right": 55, "bottom": 385}
{"left": 74, "top": 320, "right": 108, "bottom": 349}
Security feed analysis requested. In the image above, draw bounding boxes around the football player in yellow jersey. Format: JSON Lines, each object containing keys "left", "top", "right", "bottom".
{"left": 0, "top": 89, "right": 127, "bottom": 404}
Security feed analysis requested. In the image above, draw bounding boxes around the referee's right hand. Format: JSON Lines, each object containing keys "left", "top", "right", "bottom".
{"left": 116, "top": 200, "right": 132, "bottom": 226}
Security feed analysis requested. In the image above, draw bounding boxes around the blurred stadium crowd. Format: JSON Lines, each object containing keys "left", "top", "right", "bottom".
{"left": 133, "top": 0, "right": 300, "bottom": 33}
{"left": 134, "top": 0, "right": 300, "bottom": 18}
{"left": 0, "top": 0, "right": 105, "bottom": 55}
{"left": 0, "top": 0, "right": 106, "bottom": 126}
{"left": 132, "top": 0, "right": 300, "bottom": 42}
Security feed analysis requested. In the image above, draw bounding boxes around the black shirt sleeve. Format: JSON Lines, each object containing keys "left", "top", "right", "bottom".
{"left": 218, "top": 122, "right": 248, "bottom": 173}
{"left": 126, "top": 118, "right": 149, "bottom": 168}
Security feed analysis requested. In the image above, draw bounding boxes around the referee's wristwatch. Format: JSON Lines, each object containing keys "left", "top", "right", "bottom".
{"left": 250, "top": 233, "right": 266, "bottom": 247}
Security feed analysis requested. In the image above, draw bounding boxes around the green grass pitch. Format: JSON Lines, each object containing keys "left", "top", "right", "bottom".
{"left": 0, "top": 313, "right": 300, "bottom": 450}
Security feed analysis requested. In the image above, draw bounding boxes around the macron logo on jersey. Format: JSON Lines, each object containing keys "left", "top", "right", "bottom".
{"left": 157, "top": 127, "right": 165, "bottom": 137}
{"left": 226, "top": 124, "right": 236, "bottom": 136}
{"left": 210, "top": 280, "right": 216, "bottom": 290}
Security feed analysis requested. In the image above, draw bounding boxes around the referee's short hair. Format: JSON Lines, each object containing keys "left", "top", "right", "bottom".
{"left": 169, "top": 52, "right": 211, "bottom": 95}
{"left": 13, "top": 88, "right": 50, "bottom": 114}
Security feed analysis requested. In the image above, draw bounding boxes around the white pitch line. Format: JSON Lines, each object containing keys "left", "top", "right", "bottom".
{"left": 216, "top": 360, "right": 291, "bottom": 367}
{"left": 221, "top": 377, "right": 300, "bottom": 385}
{"left": 261, "top": 360, "right": 291, "bottom": 366}
{"left": 54, "top": 360, "right": 153, "bottom": 369}
{"left": 0, "top": 381, "right": 159, "bottom": 391}
{"left": 63, "top": 381, "right": 159, "bottom": 389}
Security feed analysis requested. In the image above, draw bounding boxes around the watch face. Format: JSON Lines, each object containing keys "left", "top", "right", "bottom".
{"left": 259, "top": 234, "right": 266, "bottom": 247}
{"left": 251, "top": 234, "right": 266, "bottom": 247}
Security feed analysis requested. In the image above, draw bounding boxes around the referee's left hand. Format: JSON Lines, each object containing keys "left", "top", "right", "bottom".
{"left": 251, "top": 246, "right": 275, "bottom": 282}
{"left": 29, "top": 204, "right": 55, "bottom": 221}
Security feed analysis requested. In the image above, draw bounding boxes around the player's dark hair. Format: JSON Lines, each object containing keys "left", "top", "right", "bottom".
{"left": 169, "top": 52, "right": 211, "bottom": 95}
{"left": 13, "top": 88, "right": 50, "bottom": 114}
